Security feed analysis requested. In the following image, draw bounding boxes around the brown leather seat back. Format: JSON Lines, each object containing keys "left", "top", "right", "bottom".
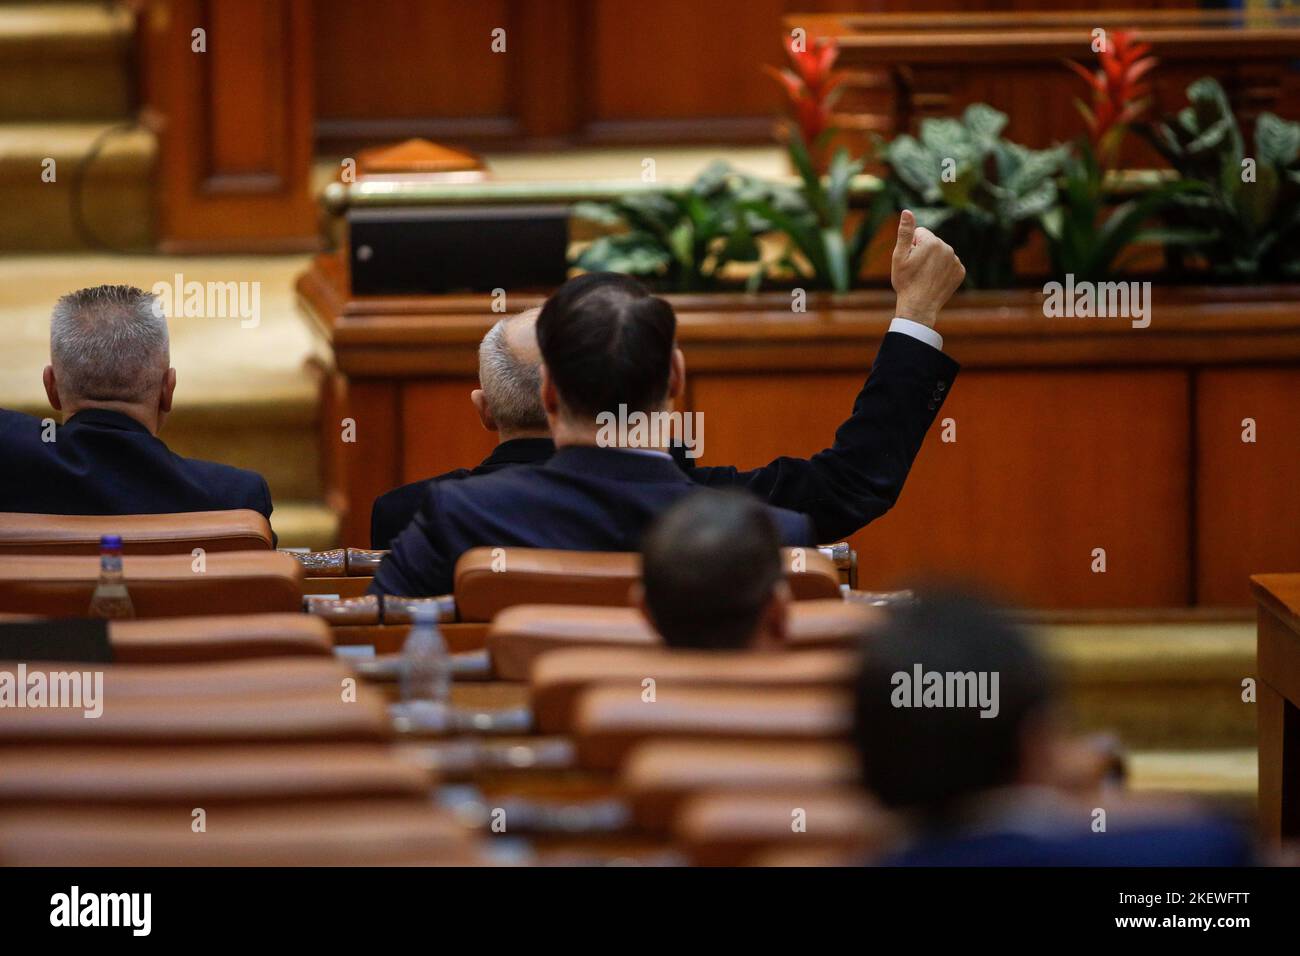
{"left": 32, "top": 657, "right": 354, "bottom": 700}
{"left": 0, "top": 685, "right": 392, "bottom": 745}
{"left": 0, "top": 744, "right": 431, "bottom": 806}
{"left": 532, "top": 647, "right": 857, "bottom": 734}
{"left": 672, "top": 787, "right": 889, "bottom": 866}
{"left": 108, "top": 613, "right": 333, "bottom": 663}
{"left": 487, "top": 599, "right": 880, "bottom": 679}
{"left": 620, "top": 740, "right": 861, "bottom": 829}
{"left": 456, "top": 546, "right": 843, "bottom": 623}
{"left": 0, "top": 551, "right": 303, "bottom": 617}
{"left": 573, "top": 684, "right": 852, "bottom": 770}
{"left": 0, "top": 510, "right": 273, "bottom": 555}
{"left": 455, "top": 548, "right": 639, "bottom": 622}
{"left": 0, "top": 800, "right": 478, "bottom": 866}
{"left": 782, "top": 547, "right": 843, "bottom": 600}
{"left": 488, "top": 605, "right": 657, "bottom": 679}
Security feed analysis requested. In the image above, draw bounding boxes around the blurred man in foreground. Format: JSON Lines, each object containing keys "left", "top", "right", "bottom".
{"left": 853, "top": 591, "right": 1253, "bottom": 866}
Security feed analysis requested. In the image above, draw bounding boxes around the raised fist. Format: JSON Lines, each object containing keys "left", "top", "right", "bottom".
{"left": 891, "top": 209, "right": 966, "bottom": 329}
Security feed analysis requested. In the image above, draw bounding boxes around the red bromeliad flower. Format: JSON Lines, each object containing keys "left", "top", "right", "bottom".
{"left": 766, "top": 35, "right": 846, "bottom": 167}
{"left": 1065, "top": 29, "right": 1157, "bottom": 168}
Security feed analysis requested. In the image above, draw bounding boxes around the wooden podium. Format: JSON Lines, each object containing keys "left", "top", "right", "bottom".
{"left": 1253, "top": 573, "right": 1300, "bottom": 846}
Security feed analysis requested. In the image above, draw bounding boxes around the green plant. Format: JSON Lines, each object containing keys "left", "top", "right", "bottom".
{"left": 570, "top": 162, "right": 775, "bottom": 292}
{"left": 740, "top": 132, "right": 891, "bottom": 293}
{"left": 1042, "top": 148, "right": 1198, "bottom": 282}
{"left": 1139, "top": 77, "right": 1300, "bottom": 280}
{"left": 1042, "top": 29, "right": 1195, "bottom": 281}
{"left": 878, "top": 103, "right": 1069, "bottom": 288}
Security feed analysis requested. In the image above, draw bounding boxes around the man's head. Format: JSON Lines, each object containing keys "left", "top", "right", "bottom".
{"left": 852, "top": 591, "right": 1058, "bottom": 823}
{"left": 471, "top": 307, "right": 548, "bottom": 438}
{"left": 43, "top": 285, "right": 176, "bottom": 433}
{"left": 535, "top": 272, "right": 684, "bottom": 438}
{"left": 637, "top": 490, "right": 790, "bottom": 651}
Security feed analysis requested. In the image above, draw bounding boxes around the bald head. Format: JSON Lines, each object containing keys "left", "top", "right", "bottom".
{"left": 476, "top": 308, "right": 547, "bottom": 434}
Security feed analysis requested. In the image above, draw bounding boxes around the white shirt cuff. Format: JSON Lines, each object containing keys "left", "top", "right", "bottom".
{"left": 888, "top": 317, "right": 943, "bottom": 352}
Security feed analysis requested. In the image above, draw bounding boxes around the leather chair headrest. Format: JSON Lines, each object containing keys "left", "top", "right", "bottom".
{"left": 0, "top": 551, "right": 303, "bottom": 617}
{"left": 672, "top": 787, "right": 888, "bottom": 866}
{"left": 620, "top": 740, "right": 861, "bottom": 829}
{"left": 0, "top": 743, "right": 431, "bottom": 805}
{"left": 0, "top": 686, "right": 392, "bottom": 746}
{"left": 0, "top": 510, "right": 273, "bottom": 555}
{"left": 455, "top": 547, "right": 842, "bottom": 622}
{"left": 0, "top": 800, "right": 478, "bottom": 866}
{"left": 108, "top": 613, "right": 333, "bottom": 663}
{"left": 487, "top": 599, "right": 881, "bottom": 679}
{"left": 573, "top": 685, "right": 852, "bottom": 770}
{"left": 531, "top": 647, "right": 856, "bottom": 734}
{"left": 1, "top": 657, "right": 354, "bottom": 700}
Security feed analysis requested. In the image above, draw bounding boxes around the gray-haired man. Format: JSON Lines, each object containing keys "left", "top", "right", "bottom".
{"left": 0, "top": 284, "right": 274, "bottom": 521}
{"left": 370, "top": 307, "right": 553, "bottom": 547}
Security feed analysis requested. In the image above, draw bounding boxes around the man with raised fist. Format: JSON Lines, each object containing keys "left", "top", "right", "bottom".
{"left": 372, "top": 212, "right": 965, "bottom": 598}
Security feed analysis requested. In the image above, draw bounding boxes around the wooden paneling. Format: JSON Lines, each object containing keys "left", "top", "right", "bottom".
{"left": 1197, "top": 369, "right": 1300, "bottom": 606}
{"left": 306, "top": 0, "right": 1209, "bottom": 150}
{"left": 690, "top": 369, "right": 1191, "bottom": 609}
{"left": 313, "top": 0, "right": 512, "bottom": 120}
{"left": 338, "top": 381, "right": 402, "bottom": 549}
{"left": 400, "top": 381, "right": 497, "bottom": 485}
{"left": 143, "top": 0, "right": 317, "bottom": 250}
{"left": 589, "top": 0, "right": 790, "bottom": 121}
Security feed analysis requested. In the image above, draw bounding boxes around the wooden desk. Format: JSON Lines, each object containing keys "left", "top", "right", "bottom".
{"left": 1252, "top": 573, "right": 1300, "bottom": 846}
{"left": 795, "top": 9, "right": 1300, "bottom": 162}
{"left": 299, "top": 252, "right": 1300, "bottom": 611}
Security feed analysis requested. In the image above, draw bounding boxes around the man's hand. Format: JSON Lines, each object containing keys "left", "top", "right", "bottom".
{"left": 891, "top": 209, "right": 966, "bottom": 329}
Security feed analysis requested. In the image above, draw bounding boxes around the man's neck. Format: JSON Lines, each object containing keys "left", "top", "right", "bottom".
{"left": 550, "top": 407, "right": 674, "bottom": 452}
{"left": 495, "top": 428, "right": 552, "bottom": 445}
{"left": 63, "top": 400, "right": 159, "bottom": 435}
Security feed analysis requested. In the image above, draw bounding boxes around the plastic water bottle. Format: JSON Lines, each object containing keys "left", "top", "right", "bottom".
{"left": 400, "top": 605, "right": 450, "bottom": 705}
{"left": 87, "top": 534, "right": 135, "bottom": 619}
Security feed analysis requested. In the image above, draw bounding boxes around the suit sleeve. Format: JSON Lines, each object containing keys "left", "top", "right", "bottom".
{"left": 369, "top": 482, "right": 456, "bottom": 598}
{"left": 689, "top": 331, "right": 959, "bottom": 542}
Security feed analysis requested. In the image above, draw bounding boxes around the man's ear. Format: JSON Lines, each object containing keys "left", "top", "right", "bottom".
{"left": 42, "top": 366, "right": 62, "bottom": 412}
{"left": 159, "top": 368, "right": 177, "bottom": 414}
{"left": 470, "top": 388, "right": 497, "bottom": 432}
{"left": 540, "top": 363, "right": 559, "bottom": 416}
{"left": 668, "top": 347, "right": 686, "bottom": 403}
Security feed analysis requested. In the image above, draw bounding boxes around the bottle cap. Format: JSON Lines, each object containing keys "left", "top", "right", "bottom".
{"left": 101, "top": 534, "right": 123, "bottom": 550}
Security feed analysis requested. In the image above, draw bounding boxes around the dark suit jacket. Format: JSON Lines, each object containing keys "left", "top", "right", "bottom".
{"left": 369, "top": 445, "right": 815, "bottom": 597}
{"left": 369, "top": 437, "right": 554, "bottom": 549}
{"left": 0, "top": 408, "right": 274, "bottom": 524}
{"left": 369, "top": 331, "right": 959, "bottom": 546}
{"left": 880, "top": 819, "right": 1253, "bottom": 867}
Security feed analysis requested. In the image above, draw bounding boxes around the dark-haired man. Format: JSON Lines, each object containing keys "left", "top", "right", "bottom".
{"left": 854, "top": 591, "right": 1253, "bottom": 866}
{"left": 370, "top": 212, "right": 965, "bottom": 597}
{"left": 371, "top": 211, "right": 964, "bottom": 548}
{"left": 637, "top": 490, "right": 789, "bottom": 651}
